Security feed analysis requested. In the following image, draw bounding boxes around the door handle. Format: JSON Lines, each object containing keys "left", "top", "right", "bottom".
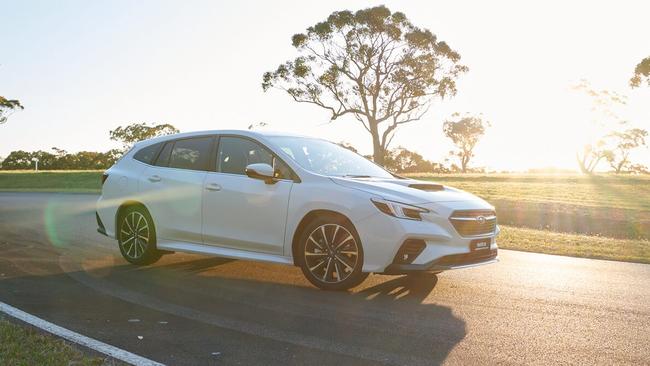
{"left": 205, "top": 183, "right": 221, "bottom": 191}
{"left": 148, "top": 175, "right": 161, "bottom": 182}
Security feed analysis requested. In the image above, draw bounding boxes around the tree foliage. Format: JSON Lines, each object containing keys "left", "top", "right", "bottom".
{"left": 576, "top": 140, "right": 609, "bottom": 175}
{"left": 383, "top": 146, "right": 447, "bottom": 173}
{"left": 262, "top": 5, "right": 467, "bottom": 165}
{"left": 603, "top": 128, "right": 648, "bottom": 173}
{"left": 443, "top": 113, "right": 489, "bottom": 173}
{"left": 630, "top": 57, "right": 650, "bottom": 88}
{"left": 573, "top": 80, "right": 629, "bottom": 174}
{"left": 0, "top": 148, "right": 122, "bottom": 170}
{"left": 0, "top": 96, "right": 24, "bottom": 125}
{"left": 109, "top": 122, "right": 179, "bottom": 151}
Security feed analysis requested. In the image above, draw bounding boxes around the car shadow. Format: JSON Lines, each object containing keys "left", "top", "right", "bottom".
{"left": 0, "top": 238, "right": 465, "bottom": 366}
{"left": 91, "top": 256, "right": 467, "bottom": 365}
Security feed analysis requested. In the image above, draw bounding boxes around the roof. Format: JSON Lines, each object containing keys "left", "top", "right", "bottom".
{"left": 133, "top": 129, "right": 316, "bottom": 147}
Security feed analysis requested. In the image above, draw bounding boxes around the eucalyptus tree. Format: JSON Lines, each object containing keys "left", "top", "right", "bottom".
{"left": 630, "top": 57, "right": 650, "bottom": 88}
{"left": 443, "top": 113, "right": 489, "bottom": 173}
{"left": 0, "top": 96, "right": 23, "bottom": 125}
{"left": 262, "top": 5, "right": 467, "bottom": 165}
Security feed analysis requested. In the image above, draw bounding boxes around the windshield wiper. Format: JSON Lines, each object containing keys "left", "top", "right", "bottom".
{"left": 342, "top": 175, "right": 372, "bottom": 178}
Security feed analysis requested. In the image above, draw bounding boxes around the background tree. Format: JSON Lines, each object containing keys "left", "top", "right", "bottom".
{"left": 0, "top": 96, "right": 24, "bottom": 125}
{"left": 630, "top": 57, "right": 650, "bottom": 88}
{"left": 109, "top": 122, "right": 179, "bottom": 151}
{"left": 576, "top": 140, "right": 608, "bottom": 174}
{"left": 262, "top": 5, "right": 467, "bottom": 165}
{"left": 573, "top": 80, "right": 628, "bottom": 174}
{"left": 443, "top": 113, "right": 489, "bottom": 173}
{"left": 603, "top": 128, "right": 648, "bottom": 173}
{"left": 0, "top": 147, "right": 122, "bottom": 170}
{"left": 383, "top": 146, "right": 446, "bottom": 173}
{"left": 0, "top": 150, "right": 33, "bottom": 169}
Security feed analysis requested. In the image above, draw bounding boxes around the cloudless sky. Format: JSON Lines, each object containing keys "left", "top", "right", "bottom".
{"left": 1, "top": 0, "right": 649, "bottom": 171}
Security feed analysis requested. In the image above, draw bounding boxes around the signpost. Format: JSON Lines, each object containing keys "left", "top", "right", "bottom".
{"left": 31, "top": 157, "right": 39, "bottom": 172}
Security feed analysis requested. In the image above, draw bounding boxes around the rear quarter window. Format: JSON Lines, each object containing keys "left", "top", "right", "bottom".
{"left": 133, "top": 143, "right": 162, "bottom": 165}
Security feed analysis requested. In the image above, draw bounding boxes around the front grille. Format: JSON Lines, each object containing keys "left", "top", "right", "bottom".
{"left": 449, "top": 209, "right": 497, "bottom": 237}
{"left": 433, "top": 248, "right": 497, "bottom": 267}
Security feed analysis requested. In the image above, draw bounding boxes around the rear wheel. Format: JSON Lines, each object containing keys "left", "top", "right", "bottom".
{"left": 298, "top": 216, "right": 368, "bottom": 291}
{"left": 117, "top": 206, "right": 161, "bottom": 265}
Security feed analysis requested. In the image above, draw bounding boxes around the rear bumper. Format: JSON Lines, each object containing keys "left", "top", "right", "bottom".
{"left": 96, "top": 212, "right": 108, "bottom": 237}
{"left": 383, "top": 248, "right": 498, "bottom": 274}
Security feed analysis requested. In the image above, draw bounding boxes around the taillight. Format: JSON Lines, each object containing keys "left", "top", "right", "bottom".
{"left": 101, "top": 173, "right": 108, "bottom": 185}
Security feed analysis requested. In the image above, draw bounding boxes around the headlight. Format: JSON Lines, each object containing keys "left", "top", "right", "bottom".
{"left": 370, "top": 198, "right": 429, "bottom": 221}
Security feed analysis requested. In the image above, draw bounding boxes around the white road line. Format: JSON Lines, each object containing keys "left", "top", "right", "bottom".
{"left": 0, "top": 301, "right": 164, "bottom": 366}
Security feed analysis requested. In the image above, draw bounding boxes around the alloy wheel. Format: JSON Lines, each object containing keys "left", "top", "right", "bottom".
{"left": 119, "top": 211, "right": 150, "bottom": 260}
{"left": 304, "top": 224, "right": 360, "bottom": 284}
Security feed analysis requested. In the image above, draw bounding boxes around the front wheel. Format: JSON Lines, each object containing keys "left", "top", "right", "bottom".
{"left": 117, "top": 206, "right": 161, "bottom": 265}
{"left": 298, "top": 217, "right": 368, "bottom": 291}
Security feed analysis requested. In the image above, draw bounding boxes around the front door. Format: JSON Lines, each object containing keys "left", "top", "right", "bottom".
{"left": 202, "top": 136, "right": 293, "bottom": 255}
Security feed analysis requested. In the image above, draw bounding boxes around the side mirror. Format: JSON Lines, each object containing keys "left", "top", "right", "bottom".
{"left": 245, "top": 163, "right": 276, "bottom": 184}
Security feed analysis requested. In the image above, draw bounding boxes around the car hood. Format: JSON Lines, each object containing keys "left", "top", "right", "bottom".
{"left": 330, "top": 176, "right": 492, "bottom": 207}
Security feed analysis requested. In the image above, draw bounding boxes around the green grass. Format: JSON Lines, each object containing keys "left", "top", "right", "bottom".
{"left": 0, "top": 317, "right": 117, "bottom": 366}
{"left": 409, "top": 173, "right": 650, "bottom": 211}
{"left": 410, "top": 173, "right": 650, "bottom": 240}
{"left": 0, "top": 170, "right": 102, "bottom": 193}
{"left": 499, "top": 225, "right": 650, "bottom": 264}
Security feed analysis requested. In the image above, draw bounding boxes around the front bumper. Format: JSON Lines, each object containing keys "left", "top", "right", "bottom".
{"left": 383, "top": 248, "right": 498, "bottom": 274}
{"left": 355, "top": 200, "right": 499, "bottom": 273}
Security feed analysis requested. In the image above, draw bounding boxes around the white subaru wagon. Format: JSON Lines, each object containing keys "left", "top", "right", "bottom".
{"left": 97, "top": 130, "right": 498, "bottom": 290}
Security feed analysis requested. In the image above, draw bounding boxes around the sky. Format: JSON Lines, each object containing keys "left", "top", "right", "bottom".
{"left": 1, "top": 0, "right": 649, "bottom": 171}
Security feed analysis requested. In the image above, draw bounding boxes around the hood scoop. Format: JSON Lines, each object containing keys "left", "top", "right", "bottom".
{"left": 408, "top": 183, "right": 444, "bottom": 192}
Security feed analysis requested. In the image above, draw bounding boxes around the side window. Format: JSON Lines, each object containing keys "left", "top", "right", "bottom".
{"left": 168, "top": 137, "right": 213, "bottom": 171}
{"left": 154, "top": 141, "right": 173, "bottom": 167}
{"left": 217, "top": 137, "right": 291, "bottom": 179}
{"left": 133, "top": 143, "right": 162, "bottom": 165}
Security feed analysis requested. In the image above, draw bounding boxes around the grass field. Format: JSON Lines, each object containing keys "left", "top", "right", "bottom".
{"left": 409, "top": 173, "right": 650, "bottom": 211}
{"left": 0, "top": 317, "right": 116, "bottom": 365}
{"left": 0, "top": 170, "right": 102, "bottom": 192}
{"left": 411, "top": 173, "right": 650, "bottom": 240}
{"left": 499, "top": 225, "right": 650, "bottom": 264}
{"left": 1, "top": 170, "right": 649, "bottom": 263}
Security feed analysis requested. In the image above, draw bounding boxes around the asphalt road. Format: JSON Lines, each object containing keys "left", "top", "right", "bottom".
{"left": 0, "top": 192, "right": 649, "bottom": 365}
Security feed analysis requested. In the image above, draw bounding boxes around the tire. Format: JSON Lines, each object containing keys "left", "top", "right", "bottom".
{"left": 117, "top": 205, "right": 161, "bottom": 265}
{"left": 298, "top": 215, "right": 368, "bottom": 291}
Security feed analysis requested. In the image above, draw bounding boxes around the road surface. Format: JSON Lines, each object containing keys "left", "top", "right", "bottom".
{"left": 0, "top": 192, "right": 648, "bottom": 365}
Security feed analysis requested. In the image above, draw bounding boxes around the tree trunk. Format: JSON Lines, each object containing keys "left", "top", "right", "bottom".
{"left": 461, "top": 152, "right": 469, "bottom": 173}
{"left": 369, "top": 120, "right": 384, "bottom": 165}
{"left": 576, "top": 153, "right": 591, "bottom": 175}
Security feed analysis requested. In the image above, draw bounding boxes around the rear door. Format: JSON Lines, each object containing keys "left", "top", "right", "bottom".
{"left": 139, "top": 136, "right": 215, "bottom": 243}
{"left": 202, "top": 136, "right": 294, "bottom": 254}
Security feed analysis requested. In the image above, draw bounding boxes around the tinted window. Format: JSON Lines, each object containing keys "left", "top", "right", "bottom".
{"left": 133, "top": 143, "right": 161, "bottom": 164}
{"left": 217, "top": 137, "right": 291, "bottom": 179}
{"left": 154, "top": 142, "right": 173, "bottom": 167}
{"left": 168, "top": 137, "right": 213, "bottom": 171}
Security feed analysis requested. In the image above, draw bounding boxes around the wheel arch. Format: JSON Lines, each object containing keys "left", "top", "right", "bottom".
{"left": 291, "top": 209, "right": 356, "bottom": 266}
{"left": 114, "top": 200, "right": 154, "bottom": 236}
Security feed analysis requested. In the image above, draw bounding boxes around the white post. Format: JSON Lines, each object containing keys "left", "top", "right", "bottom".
{"left": 32, "top": 158, "right": 39, "bottom": 172}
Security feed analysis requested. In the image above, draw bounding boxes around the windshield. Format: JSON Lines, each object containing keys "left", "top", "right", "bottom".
{"left": 268, "top": 137, "right": 394, "bottom": 178}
